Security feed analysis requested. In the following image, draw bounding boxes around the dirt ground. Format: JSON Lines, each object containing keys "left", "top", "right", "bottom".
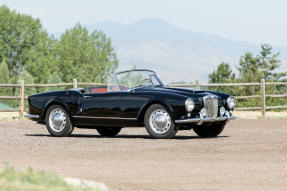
{"left": 0, "top": 119, "right": 286, "bottom": 191}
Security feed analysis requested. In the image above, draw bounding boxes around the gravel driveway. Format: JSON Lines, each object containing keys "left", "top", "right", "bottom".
{"left": 0, "top": 119, "right": 286, "bottom": 191}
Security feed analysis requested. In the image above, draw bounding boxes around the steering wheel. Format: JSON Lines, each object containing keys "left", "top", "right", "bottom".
{"left": 138, "top": 78, "right": 151, "bottom": 86}
{"left": 133, "top": 79, "right": 152, "bottom": 89}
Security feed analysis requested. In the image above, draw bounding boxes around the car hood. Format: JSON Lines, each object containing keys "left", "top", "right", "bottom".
{"left": 154, "top": 86, "right": 205, "bottom": 94}
{"left": 139, "top": 86, "right": 231, "bottom": 99}
{"left": 138, "top": 86, "right": 211, "bottom": 97}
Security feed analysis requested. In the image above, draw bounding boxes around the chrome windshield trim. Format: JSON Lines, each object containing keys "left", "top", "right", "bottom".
{"left": 174, "top": 116, "right": 236, "bottom": 124}
{"left": 114, "top": 69, "right": 164, "bottom": 92}
{"left": 24, "top": 113, "right": 40, "bottom": 119}
{"left": 115, "top": 69, "right": 156, "bottom": 75}
{"left": 72, "top": 116, "right": 137, "bottom": 120}
{"left": 113, "top": 73, "right": 120, "bottom": 91}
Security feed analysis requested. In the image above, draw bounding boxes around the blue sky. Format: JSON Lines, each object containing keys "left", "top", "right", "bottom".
{"left": 1, "top": 0, "right": 287, "bottom": 46}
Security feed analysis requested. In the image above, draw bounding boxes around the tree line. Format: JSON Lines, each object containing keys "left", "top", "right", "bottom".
{"left": 0, "top": 5, "right": 118, "bottom": 107}
{"left": 0, "top": 5, "right": 286, "bottom": 109}
{"left": 208, "top": 44, "right": 287, "bottom": 108}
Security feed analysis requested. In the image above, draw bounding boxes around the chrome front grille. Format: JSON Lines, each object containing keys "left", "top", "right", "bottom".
{"left": 204, "top": 96, "right": 218, "bottom": 118}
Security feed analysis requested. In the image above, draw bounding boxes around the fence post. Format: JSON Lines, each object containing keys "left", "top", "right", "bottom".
{"left": 19, "top": 80, "right": 25, "bottom": 119}
{"left": 261, "top": 79, "right": 266, "bottom": 118}
{"left": 195, "top": 80, "right": 200, "bottom": 89}
{"left": 73, "top": 79, "right": 78, "bottom": 88}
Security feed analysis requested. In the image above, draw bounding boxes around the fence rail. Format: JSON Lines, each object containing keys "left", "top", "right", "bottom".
{"left": 0, "top": 79, "right": 286, "bottom": 119}
{"left": 25, "top": 83, "right": 73, "bottom": 87}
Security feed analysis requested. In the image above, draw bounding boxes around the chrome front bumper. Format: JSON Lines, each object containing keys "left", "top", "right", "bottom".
{"left": 175, "top": 116, "right": 236, "bottom": 125}
{"left": 24, "top": 113, "right": 40, "bottom": 119}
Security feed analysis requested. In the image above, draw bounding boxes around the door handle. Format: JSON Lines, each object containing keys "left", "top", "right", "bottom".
{"left": 84, "top": 96, "right": 92, "bottom": 98}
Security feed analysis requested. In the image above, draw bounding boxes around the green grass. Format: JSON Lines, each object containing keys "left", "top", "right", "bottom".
{"left": 0, "top": 165, "right": 94, "bottom": 191}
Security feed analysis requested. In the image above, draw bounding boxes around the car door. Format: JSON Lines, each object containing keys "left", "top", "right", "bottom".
{"left": 119, "top": 91, "right": 151, "bottom": 126}
{"left": 81, "top": 91, "right": 120, "bottom": 126}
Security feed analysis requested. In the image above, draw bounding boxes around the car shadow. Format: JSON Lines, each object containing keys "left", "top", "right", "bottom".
{"left": 25, "top": 133, "right": 229, "bottom": 140}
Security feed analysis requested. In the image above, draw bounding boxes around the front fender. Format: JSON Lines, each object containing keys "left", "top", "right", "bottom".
{"left": 41, "top": 97, "right": 70, "bottom": 121}
{"left": 136, "top": 94, "right": 188, "bottom": 125}
{"left": 137, "top": 98, "right": 173, "bottom": 117}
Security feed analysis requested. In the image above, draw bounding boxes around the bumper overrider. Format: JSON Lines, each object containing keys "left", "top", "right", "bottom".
{"left": 175, "top": 115, "right": 236, "bottom": 125}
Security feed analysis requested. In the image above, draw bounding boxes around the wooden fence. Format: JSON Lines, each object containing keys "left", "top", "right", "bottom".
{"left": 0, "top": 79, "right": 286, "bottom": 119}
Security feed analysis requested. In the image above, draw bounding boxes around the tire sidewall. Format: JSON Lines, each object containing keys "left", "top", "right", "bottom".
{"left": 45, "top": 105, "right": 73, "bottom": 137}
{"left": 144, "top": 104, "right": 177, "bottom": 139}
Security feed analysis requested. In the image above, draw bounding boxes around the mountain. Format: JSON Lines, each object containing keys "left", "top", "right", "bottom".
{"left": 69, "top": 18, "right": 287, "bottom": 83}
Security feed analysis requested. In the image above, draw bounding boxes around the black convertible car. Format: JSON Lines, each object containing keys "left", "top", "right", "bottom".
{"left": 25, "top": 69, "right": 236, "bottom": 139}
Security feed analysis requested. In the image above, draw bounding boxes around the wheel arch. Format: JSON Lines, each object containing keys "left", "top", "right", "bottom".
{"left": 41, "top": 99, "right": 71, "bottom": 123}
{"left": 137, "top": 100, "right": 173, "bottom": 125}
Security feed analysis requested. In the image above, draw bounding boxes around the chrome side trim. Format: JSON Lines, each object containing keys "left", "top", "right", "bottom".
{"left": 175, "top": 116, "right": 236, "bottom": 124}
{"left": 72, "top": 116, "right": 137, "bottom": 120}
{"left": 24, "top": 113, "right": 40, "bottom": 119}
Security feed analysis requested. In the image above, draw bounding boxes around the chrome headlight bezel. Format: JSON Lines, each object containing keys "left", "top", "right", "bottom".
{"left": 227, "top": 96, "right": 236, "bottom": 109}
{"left": 185, "top": 98, "right": 195, "bottom": 112}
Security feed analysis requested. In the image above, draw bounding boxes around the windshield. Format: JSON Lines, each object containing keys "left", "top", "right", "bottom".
{"left": 115, "top": 70, "right": 163, "bottom": 91}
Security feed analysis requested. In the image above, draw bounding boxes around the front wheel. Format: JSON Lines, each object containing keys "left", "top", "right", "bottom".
{"left": 193, "top": 122, "right": 226, "bottom": 138}
{"left": 45, "top": 105, "right": 74, "bottom": 137}
{"left": 97, "top": 127, "right": 122, "bottom": 137}
{"left": 144, "top": 104, "right": 178, "bottom": 139}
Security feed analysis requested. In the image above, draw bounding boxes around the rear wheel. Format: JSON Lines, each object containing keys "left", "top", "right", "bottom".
{"left": 144, "top": 104, "right": 178, "bottom": 139}
{"left": 193, "top": 122, "right": 226, "bottom": 138}
{"left": 97, "top": 127, "right": 122, "bottom": 137}
{"left": 45, "top": 105, "right": 74, "bottom": 137}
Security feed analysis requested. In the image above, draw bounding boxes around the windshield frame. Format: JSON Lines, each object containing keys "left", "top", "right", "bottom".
{"left": 113, "top": 69, "right": 164, "bottom": 91}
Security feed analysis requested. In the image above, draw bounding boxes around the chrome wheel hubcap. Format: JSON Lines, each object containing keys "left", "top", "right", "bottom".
{"left": 149, "top": 109, "right": 171, "bottom": 134}
{"left": 49, "top": 108, "right": 66, "bottom": 132}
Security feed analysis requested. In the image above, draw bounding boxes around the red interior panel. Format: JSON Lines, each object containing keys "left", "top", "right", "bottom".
{"left": 91, "top": 88, "right": 107, "bottom": 93}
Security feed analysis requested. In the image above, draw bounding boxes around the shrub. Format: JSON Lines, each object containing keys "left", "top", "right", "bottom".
{"left": 0, "top": 165, "right": 94, "bottom": 191}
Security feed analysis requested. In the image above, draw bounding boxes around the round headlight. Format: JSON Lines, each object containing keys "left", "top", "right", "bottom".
{"left": 227, "top": 97, "right": 236, "bottom": 109}
{"left": 185, "top": 98, "right": 195, "bottom": 112}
